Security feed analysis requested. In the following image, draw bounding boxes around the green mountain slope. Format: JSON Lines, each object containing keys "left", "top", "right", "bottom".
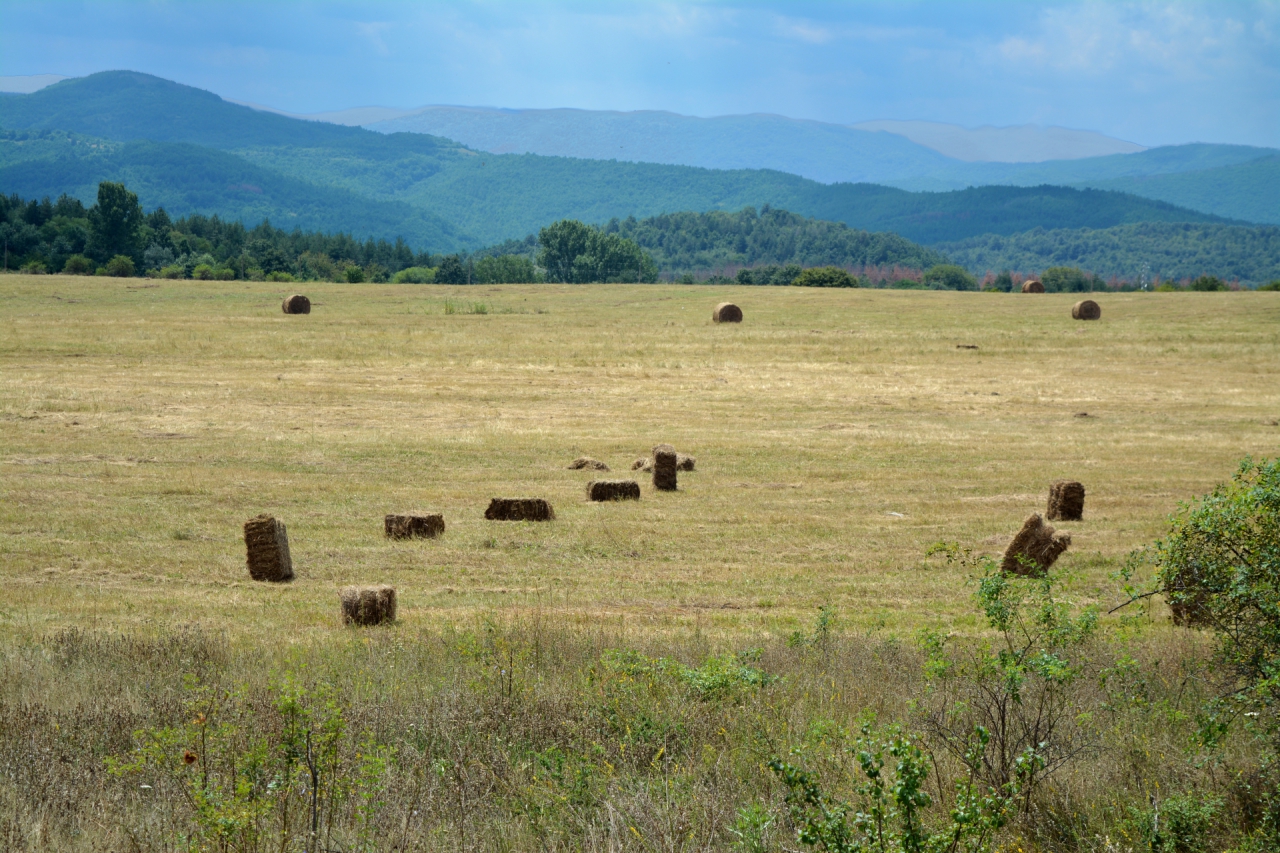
{"left": 1075, "top": 156, "right": 1280, "bottom": 225}
{"left": 0, "top": 72, "right": 1240, "bottom": 250}
{"left": 0, "top": 130, "right": 470, "bottom": 250}
{"left": 891, "top": 144, "right": 1280, "bottom": 224}
{"left": 937, "top": 222, "right": 1280, "bottom": 283}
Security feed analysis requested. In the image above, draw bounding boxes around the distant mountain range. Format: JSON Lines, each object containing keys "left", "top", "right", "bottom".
{"left": 1, "top": 71, "right": 1276, "bottom": 281}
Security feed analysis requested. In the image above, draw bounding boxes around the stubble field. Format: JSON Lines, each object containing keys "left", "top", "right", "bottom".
{"left": 2, "top": 277, "right": 1278, "bottom": 641}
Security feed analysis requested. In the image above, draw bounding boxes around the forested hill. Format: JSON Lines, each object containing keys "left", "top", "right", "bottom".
{"left": 0, "top": 72, "right": 1236, "bottom": 251}
{"left": 937, "top": 222, "right": 1280, "bottom": 284}
{"left": 610, "top": 207, "right": 947, "bottom": 273}
{"left": 478, "top": 207, "right": 948, "bottom": 275}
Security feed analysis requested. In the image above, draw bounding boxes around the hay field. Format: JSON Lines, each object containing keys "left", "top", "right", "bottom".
{"left": 2, "top": 276, "right": 1278, "bottom": 641}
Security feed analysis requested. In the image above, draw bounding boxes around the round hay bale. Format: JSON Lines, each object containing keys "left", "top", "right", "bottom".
{"left": 712, "top": 302, "right": 742, "bottom": 323}
{"left": 1021, "top": 280, "right": 1044, "bottom": 294}
{"left": 568, "top": 456, "right": 610, "bottom": 471}
{"left": 1071, "top": 299, "right": 1101, "bottom": 320}
{"left": 676, "top": 454, "right": 696, "bottom": 471}
{"left": 340, "top": 585, "right": 396, "bottom": 626}
{"left": 282, "top": 294, "right": 311, "bottom": 314}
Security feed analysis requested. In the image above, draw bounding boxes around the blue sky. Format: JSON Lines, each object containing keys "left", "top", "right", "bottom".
{"left": 2, "top": 1, "right": 1277, "bottom": 147}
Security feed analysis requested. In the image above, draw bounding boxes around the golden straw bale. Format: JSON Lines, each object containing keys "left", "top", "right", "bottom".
{"left": 384, "top": 513, "right": 445, "bottom": 539}
{"left": 281, "top": 294, "right": 311, "bottom": 314}
{"left": 652, "top": 443, "right": 678, "bottom": 491}
{"left": 1071, "top": 300, "right": 1101, "bottom": 320}
{"left": 586, "top": 479, "right": 641, "bottom": 501}
{"left": 1046, "top": 481, "right": 1085, "bottom": 521}
{"left": 1001, "top": 513, "right": 1070, "bottom": 576}
{"left": 340, "top": 585, "right": 397, "bottom": 626}
{"left": 243, "top": 514, "right": 293, "bottom": 582}
{"left": 712, "top": 302, "right": 743, "bottom": 323}
{"left": 485, "top": 498, "right": 555, "bottom": 521}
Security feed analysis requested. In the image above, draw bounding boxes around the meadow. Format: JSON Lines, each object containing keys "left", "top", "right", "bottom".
{"left": 2, "top": 277, "right": 1278, "bottom": 851}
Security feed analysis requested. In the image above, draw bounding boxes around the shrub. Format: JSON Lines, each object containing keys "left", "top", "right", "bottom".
{"left": 771, "top": 722, "right": 1016, "bottom": 853}
{"left": 266, "top": 271, "right": 295, "bottom": 282}
{"left": 392, "top": 266, "right": 436, "bottom": 284}
{"left": 1042, "top": 266, "right": 1093, "bottom": 292}
{"left": 61, "top": 254, "right": 94, "bottom": 275}
{"left": 158, "top": 264, "right": 185, "bottom": 279}
{"left": 923, "top": 264, "right": 977, "bottom": 291}
{"left": 1191, "top": 275, "right": 1227, "bottom": 291}
{"left": 1259, "top": 281, "right": 1280, "bottom": 292}
{"left": 344, "top": 265, "right": 366, "bottom": 283}
{"left": 192, "top": 263, "right": 215, "bottom": 280}
{"left": 104, "top": 254, "right": 136, "bottom": 277}
{"left": 19, "top": 259, "right": 47, "bottom": 274}
{"left": 1152, "top": 457, "right": 1280, "bottom": 736}
{"left": 212, "top": 267, "right": 236, "bottom": 281}
{"left": 919, "top": 546, "right": 1097, "bottom": 809}
{"left": 792, "top": 266, "right": 858, "bottom": 288}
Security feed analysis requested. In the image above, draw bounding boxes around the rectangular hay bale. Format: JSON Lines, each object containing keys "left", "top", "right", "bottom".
{"left": 244, "top": 514, "right": 293, "bottom": 582}
{"left": 586, "top": 479, "right": 641, "bottom": 501}
{"left": 340, "top": 585, "right": 397, "bottom": 626}
{"left": 485, "top": 498, "right": 555, "bottom": 521}
{"left": 652, "top": 443, "right": 678, "bottom": 491}
{"left": 1001, "top": 513, "right": 1071, "bottom": 576}
{"left": 385, "top": 513, "right": 445, "bottom": 539}
{"left": 1046, "top": 480, "right": 1085, "bottom": 521}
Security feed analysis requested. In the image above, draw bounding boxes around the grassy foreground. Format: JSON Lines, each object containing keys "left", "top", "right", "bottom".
{"left": 2, "top": 276, "right": 1279, "bottom": 850}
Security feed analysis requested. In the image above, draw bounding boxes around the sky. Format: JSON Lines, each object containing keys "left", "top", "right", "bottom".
{"left": 1, "top": 1, "right": 1277, "bottom": 148}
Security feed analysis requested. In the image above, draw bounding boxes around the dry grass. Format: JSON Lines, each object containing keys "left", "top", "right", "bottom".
{"left": 1, "top": 277, "right": 1278, "bottom": 643}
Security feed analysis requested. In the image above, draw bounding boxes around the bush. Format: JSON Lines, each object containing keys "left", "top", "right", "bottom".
{"left": 1259, "top": 281, "right": 1280, "bottom": 292}
{"left": 1191, "top": 275, "right": 1227, "bottom": 291}
{"left": 1152, "top": 457, "right": 1280, "bottom": 735}
{"left": 1042, "top": 266, "right": 1094, "bottom": 292}
{"left": 392, "top": 266, "right": 436, "bottom": 284}
{"left": 61, "top": 254, "right": 94, "bottom": 275}
{"left": 1187, "top": 277, "right": 1228, "bottom": 294}
{"left": 792, "top": 266, "right": 857, "bottom": 288}
{"left": 436, "top": 255, "right": 468, "bottom": 284}
{"left": 192, "top": 263, "right": 215, "bottom": 280}
{"left": 213, "top": 267, "right": 236, "bottom": 281}
{"left": 344, "top": 265, "right": 366, "bottom": 283}
{"left": 104, "top": 255, "right": 136, "bottom": 277}
{"left": 266, "top": 271, "right": 295, "bottom": 282}
{"left": 923, "top": 263, "right": 977, "bottom": 290}
{"left": 158, "top": 264, "right": 185, "bottom": 280}
{"left": 919, "top": 546, "right": 1097, "bottom": 809}
{"left": 19, "top": 259, "right": 47, "bottom": 274}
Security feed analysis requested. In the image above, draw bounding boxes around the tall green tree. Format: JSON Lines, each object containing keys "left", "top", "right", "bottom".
{"left": 537, "top": 219, "right": 656, "bottom": 283}
{"left": 87, "top": 181, "right": 144, "bottom": 263}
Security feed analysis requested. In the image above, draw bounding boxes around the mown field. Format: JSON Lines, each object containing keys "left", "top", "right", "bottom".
{"left": 1, "top": 277, "right": 1278, "bottom": 851}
